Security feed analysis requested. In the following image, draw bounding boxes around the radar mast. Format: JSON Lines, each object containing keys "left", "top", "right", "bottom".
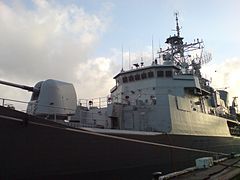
{"left": 158, "top": 13, "right": 204, "bottom": 75}
{"left": 175, "top": 12, "right": 180, "bottom": 37}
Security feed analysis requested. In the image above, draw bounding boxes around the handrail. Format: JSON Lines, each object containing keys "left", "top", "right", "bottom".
{"left": 78, "top": 96, "right": 109, "bottom": 108}
{"left": 0, "top": 97, "right": 76, "bottom": 112}
{"left": 0, "top": 96, "right": 107, "bottom": 120}
{"left": 0, "top": 97, "right": 29, "bottom": 106}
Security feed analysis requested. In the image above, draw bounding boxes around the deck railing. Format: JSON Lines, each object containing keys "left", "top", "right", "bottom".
{"left": 0, "top": 97, "right": 108, "bottom": 124}
{"left": 0, "top": 97, "right": 28, "bottom": 112}
{"left": 78, "top": 96, "right": 109, "bottom": 108}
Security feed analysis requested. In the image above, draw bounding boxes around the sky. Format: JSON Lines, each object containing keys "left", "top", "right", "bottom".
{"left": 0, "top": 0, "right": 240, "bottom": 110}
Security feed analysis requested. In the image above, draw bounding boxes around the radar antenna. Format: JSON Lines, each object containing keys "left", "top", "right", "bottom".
{"left": 201, "top": 51, "right": 212, "bottom": 65}
{"left": 157, "top": 12, "right": 204, "bottom": 75}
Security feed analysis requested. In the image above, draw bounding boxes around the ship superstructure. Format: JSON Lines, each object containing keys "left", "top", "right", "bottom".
{"left": 70, "top": 13, "right": 239, "bottom": 137}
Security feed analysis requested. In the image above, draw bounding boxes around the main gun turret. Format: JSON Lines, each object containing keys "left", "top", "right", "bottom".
{"left": 0, "top": 79, "right": 77, "bottom": 119}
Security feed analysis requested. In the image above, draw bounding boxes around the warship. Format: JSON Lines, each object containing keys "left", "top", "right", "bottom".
{"left": 1, "top": 14, "right": 240, "bottom": 180}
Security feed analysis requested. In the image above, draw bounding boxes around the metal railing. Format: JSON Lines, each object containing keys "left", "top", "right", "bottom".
{"left": 57, "top": 120, "right": 97, "bottom": 128}
{"left": 0, "top": 97, "right": 29, "bottom": 112}
{"left": 0, "top": 97, "right": 107, "bottom": 125}
{"left": 78, "top": 96, "right": 109, "bottom": 109}
{"left": 0, "top": 97, "right": 76, "bottom": 115}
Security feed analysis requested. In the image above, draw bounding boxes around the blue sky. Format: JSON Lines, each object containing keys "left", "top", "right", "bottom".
{"left": 2, "top": 0, "right": 240, "bottom": 64}
{"left": 75, "top": 0, "right": 240, "bottom": 62}
{"left": 0, "top": 0, "right": 240, "bottom": 108}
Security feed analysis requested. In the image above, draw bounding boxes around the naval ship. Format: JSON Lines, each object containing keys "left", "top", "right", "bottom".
{"left": 1, "top": 14, "right": 240, "bottom": 180}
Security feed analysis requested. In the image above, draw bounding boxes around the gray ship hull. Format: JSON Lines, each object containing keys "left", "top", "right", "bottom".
{"left": 1, "top": 106, "right": 240, "bottom": 180}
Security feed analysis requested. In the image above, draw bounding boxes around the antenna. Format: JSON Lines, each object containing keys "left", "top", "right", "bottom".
{"left": 174, "top": 11, "right": 180, "bottom": 37}
{"left": 152, "top": 35, "right": 154, "bottom": 61}
{"left": 121, "top": 45, "right": 124, "bottom": 72}
{"left": 129, "top": 48, "right": 131, "bottom": 69}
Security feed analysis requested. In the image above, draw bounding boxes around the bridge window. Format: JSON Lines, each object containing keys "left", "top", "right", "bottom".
{"left": 135, "top": 74, "right": 140, "bottom": 80}
{"left": 128, "top": 75, "right": 134, "bottom": 82}
{"left": 141, "top": 73, "right": 147, "bottom": 79}
{"left": 157, "top": 70, "right": 164, "bottom": 77}
{"left": 148, "top": 71, "right": 154, "bottom": 78}
{"left": 166, "top": 71, "right": 173, "bottom": 77}
{"left": 122, "top": 76, "right": 128, "bottom": 83}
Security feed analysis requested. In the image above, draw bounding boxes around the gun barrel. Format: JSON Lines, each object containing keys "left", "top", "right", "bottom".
{"left": 0, "top": 80, "right": 39, "bottom": 93}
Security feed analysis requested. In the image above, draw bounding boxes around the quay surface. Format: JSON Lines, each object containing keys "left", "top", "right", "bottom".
{"left": 158, "top": 156, "right": 240, "bottom": 180}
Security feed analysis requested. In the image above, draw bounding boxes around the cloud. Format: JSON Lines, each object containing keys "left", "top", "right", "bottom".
{"left": 0, "top": 0, "right": 114, "bottom": 108}
{"left": 75, "top": 56, "right": 117, "bottom": 99}
{"left": 201, "top": 57, "right": 240, "bottom": 106}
